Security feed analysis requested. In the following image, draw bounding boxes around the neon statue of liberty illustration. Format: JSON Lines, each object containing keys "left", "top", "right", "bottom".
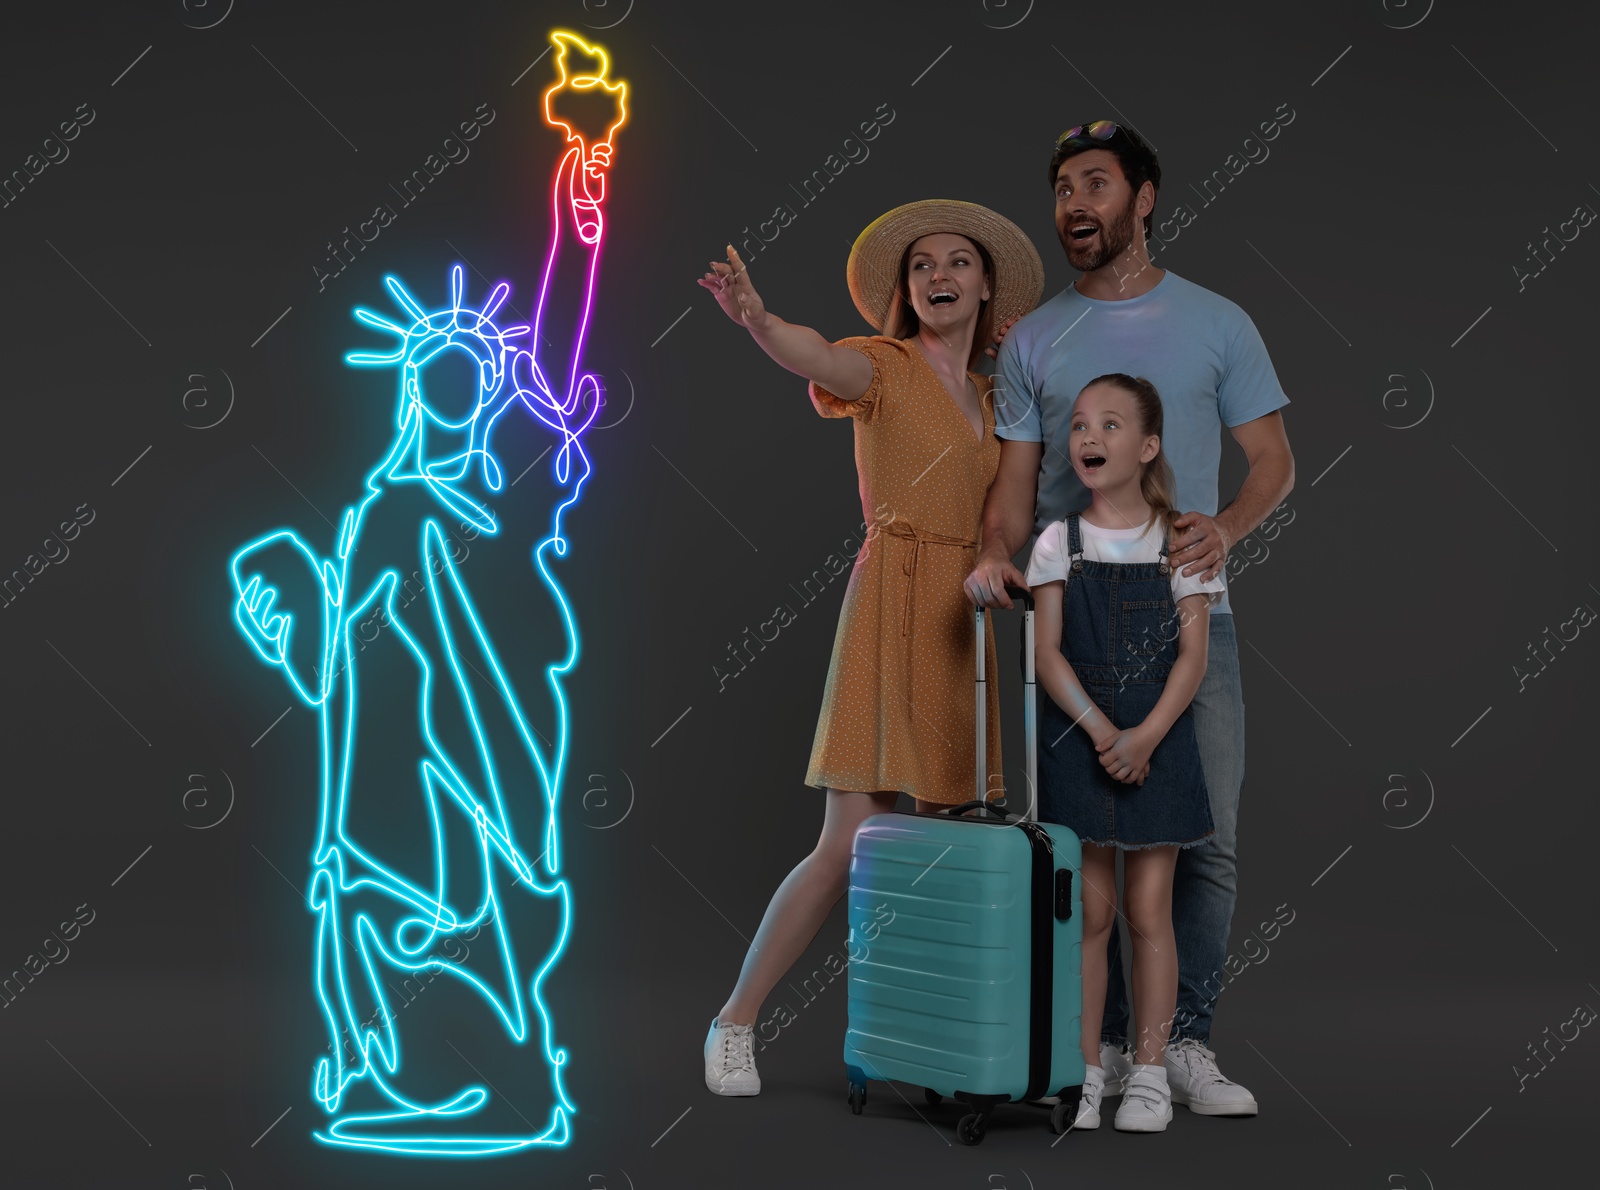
{"left": 227, "top": 31, "right": 625, "bottom": 1157}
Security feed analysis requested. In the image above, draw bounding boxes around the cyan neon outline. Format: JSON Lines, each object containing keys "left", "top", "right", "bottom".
{"left": 227, "top": 29, "right": 624, "bottom": 1157}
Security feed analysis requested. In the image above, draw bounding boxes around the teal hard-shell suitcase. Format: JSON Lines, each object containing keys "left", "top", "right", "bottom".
{"left": 842, "top": 594, "right": 1086, "bottom": 1144}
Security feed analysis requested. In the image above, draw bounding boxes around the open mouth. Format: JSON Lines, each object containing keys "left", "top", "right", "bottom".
{"left": 1080, "top": 454, "right": 1107, "bottom": 471}
{"left": 929, "top": 291, "right": 957, "bottom": 305}
{"left": 1069, "top": 222, "right": 1099, "bottom": 242}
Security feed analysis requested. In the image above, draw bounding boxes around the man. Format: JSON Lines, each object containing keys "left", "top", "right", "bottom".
{"left": 966, "top": 120, "right": 1294, "bottom": 1117}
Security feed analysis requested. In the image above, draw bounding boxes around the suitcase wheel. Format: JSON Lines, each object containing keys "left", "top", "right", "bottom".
{"left": 847, "top": 1081, "right": 866, "bottom": 1115}
{"left": 923, "top": 1086, "right": 941, "bottom": 1106}
{"left": 956, "top": 1111, "right": 989, "bottom": 1146}
{"left": 1048, "top": 1087, "right": 1084, "bottom": 1135}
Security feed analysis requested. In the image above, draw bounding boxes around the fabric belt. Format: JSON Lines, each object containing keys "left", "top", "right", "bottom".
{"left": 879, "top": 519, "right": 978, "bottom": 638}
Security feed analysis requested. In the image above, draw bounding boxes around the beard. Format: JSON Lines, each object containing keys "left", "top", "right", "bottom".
{"left": 1058, "top": 194, "right": 1139, "bottom": 272}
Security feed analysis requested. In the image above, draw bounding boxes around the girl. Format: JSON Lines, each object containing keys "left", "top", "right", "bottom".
{"left": 1026, "top": 373, "right": 1222, "bottom": 1132}
{"left": 694, "top": 201, "right": 1043, "bottom": 1096}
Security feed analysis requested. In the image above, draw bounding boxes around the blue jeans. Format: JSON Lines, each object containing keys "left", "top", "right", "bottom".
{"left": 1101, "top": 612, "right": 1243, "bottom": 1047}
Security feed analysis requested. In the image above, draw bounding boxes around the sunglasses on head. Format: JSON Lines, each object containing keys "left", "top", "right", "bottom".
{"left": 1055, "top": 120, "right": 1120, "bottom": 147}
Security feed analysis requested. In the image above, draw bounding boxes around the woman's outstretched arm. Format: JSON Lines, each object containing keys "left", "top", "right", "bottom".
{"left": 698, "top": 245, "right": 873, "bottom": 400}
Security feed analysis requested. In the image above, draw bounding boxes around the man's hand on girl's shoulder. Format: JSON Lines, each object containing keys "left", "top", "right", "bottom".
{"left": 1170, "top": 510, "right": 1230, "bottom": 582}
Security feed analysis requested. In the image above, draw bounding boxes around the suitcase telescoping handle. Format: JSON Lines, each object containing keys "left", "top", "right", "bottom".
{"left": 939, "top": 799, "right": 1018, "bottom": 822}
{"left": 974, "top": 585, "right": 1036, "bottom": 821}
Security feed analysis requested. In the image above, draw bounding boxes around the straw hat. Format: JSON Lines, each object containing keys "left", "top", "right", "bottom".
{"left": 846, "top": 199, "right": 1044, "bottom": 333}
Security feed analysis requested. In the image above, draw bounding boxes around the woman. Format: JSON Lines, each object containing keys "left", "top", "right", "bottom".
{"left": 695, "top": 200, "right": 1044, "bottom": 1095}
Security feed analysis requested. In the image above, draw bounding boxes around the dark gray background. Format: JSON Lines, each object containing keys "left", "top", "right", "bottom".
{"left": 0, "top": 0, "right": 1594, "bottom": 1187}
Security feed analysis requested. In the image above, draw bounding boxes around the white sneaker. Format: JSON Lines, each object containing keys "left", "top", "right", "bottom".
{"left": 704, "top": 1017, "right": 760, "bottom": 1096}
{"left": 1112, "top": 1064, "right": 1173, "bottom": 1132}
{"left": 1165, "top": 1039, "right": 1258, "bottom": 1116}
{"left": 1100, "top": 1040, "right": 1133, "bottom": 1097}
{"left": 1072, "top": 1065, "right": 1105, "bottom": 1129}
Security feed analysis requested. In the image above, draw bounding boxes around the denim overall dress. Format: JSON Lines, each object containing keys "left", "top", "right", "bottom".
{"left": 1037, "top": 514, "right": 1215, "bottom": 849}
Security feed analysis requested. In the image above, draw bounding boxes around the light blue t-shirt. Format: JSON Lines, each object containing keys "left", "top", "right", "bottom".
{"left": 993, "top": 271, "right": 1289, "bottom": 616}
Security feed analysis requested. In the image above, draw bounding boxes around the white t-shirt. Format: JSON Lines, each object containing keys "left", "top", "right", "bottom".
{"left": 1025, "top": 515, "right": 1225, "bottom": 608}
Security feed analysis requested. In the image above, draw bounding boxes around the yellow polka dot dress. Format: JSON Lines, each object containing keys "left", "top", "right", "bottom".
{"left": 805, "top": 336, "right": 1002, "bottom": 804}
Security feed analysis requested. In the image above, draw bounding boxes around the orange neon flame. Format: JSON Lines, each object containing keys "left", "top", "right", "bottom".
{"left": 542, "top": 30, "right": 629, "bottom": 153}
